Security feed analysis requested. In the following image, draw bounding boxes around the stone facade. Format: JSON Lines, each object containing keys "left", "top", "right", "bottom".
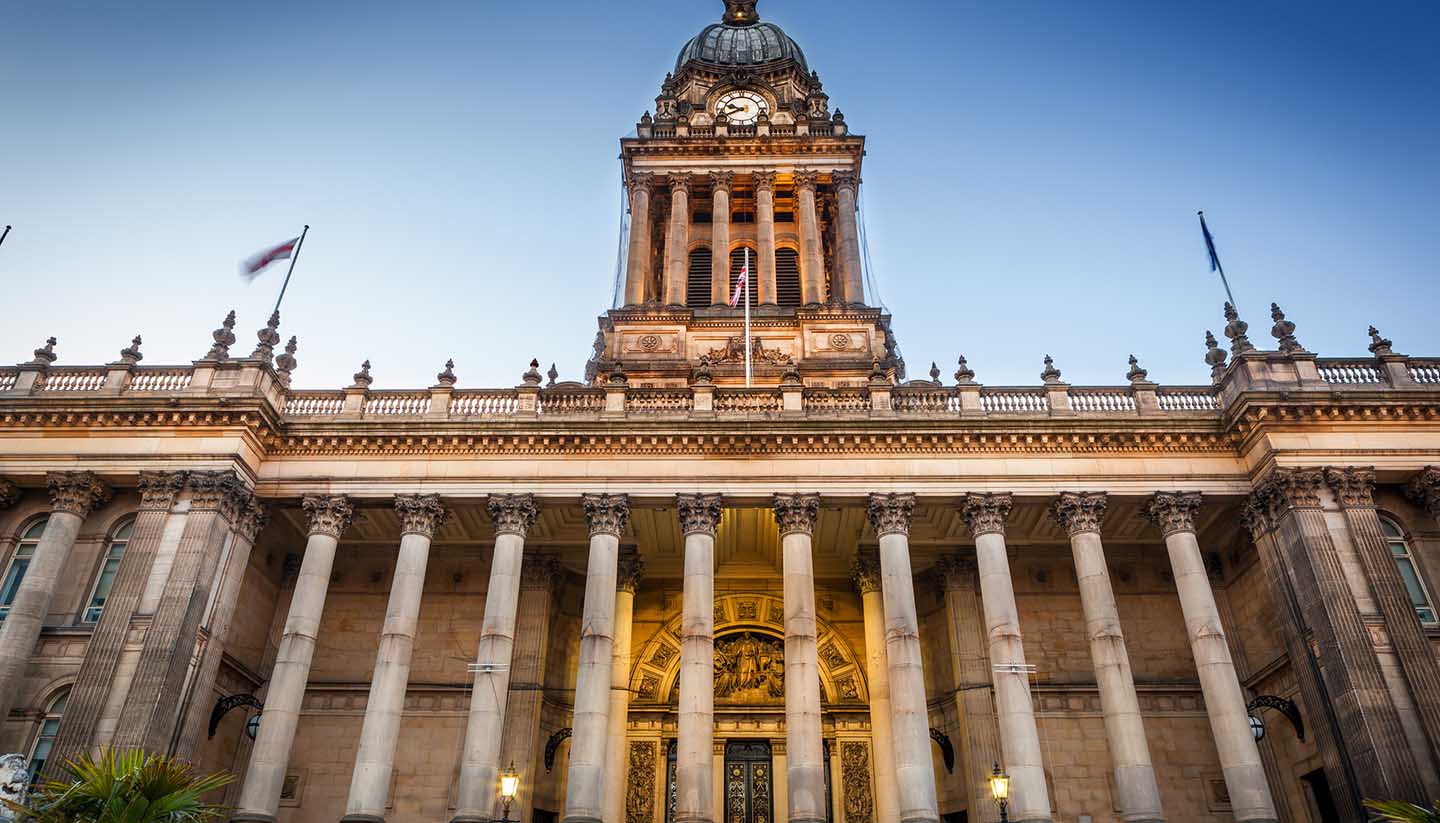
{"left": 2, "top": 4, "right": 1439, "bottom": 823}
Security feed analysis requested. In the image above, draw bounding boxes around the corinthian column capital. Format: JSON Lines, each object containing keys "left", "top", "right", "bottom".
{"left": 709, "top": 170, "right": 735, "bottom": 193}
{"left": 186, "top": 471, "right": 250, "bottom": 522}
{"left": 867, "top": 492, "right": 915, "bottom": 537}
{"left": 137, "top": 471, "right": 187, "bottom": 511}
{"left": 302, "top": 495, "right": 356, "bottom": 539}
{"left": 1259, "top": 467, "right": 1326, "bottom": 510}
{"left": 627, "top": 171, "right": 655, "bottom": 193}
{"left": 1406, "top": 466, "right": 1440, "bottom": 520}
{"left": 772, "top": 493, "right": 820, "bottom": 537}
{"left": 831, "top": 170, "right": 858, "bottom": 192}
{"left": 45, "top": 471, "right": 113, "bottom": 518}
{"left": 793, "top": 170, "right": 819, "bottom": 191}
{"left": 1144, "top": 491, "right": 1203, "bottom": 537}
{"left": 1324, "top": 466, "right": 1376, "bottom": 509}
{"left": 850, "top": 552, "right": 881, "bottom": 594}
{"left": 395, "top": 494, "right": 448, "bottom": 538}
{"left": 936, "top": 553, "right": 978, "bottom": 592}
{"left": 0, "top": 478, "right": 19, "bottom": 510}
{"left": 238, "top": 501, "right": 269, "bottom": 543}
{"left": 489, "top": 493, "right": 540, "bottom": 538}
{"left": 669, "top": 176, "right": 692, "bottom": 197}
{"left": 582, "top": 493, "right": 630, "bottom": 538}
{"left": 521, "top": 553, "right": 563, "bottom": 592}
{"left": 618, "top": 551, "right": 645, "bottom": 593}
{"left": 676, "top": 492, "right": 723, "bottom": 536}
{"left": 754, "top": 170, "right": 777, "bottom": 194}
{"left": 959, "top": 493, "right": 1012, "bottom": 538}
{"left": 1050, "top": 492, "right": 1108, "bottom": 537}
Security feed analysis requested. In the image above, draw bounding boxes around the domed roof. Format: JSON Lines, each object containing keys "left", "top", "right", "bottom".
{"left": 675, "top": 2, "right": 808, "bottom": 73}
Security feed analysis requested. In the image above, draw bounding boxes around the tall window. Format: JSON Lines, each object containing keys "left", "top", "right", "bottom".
{"left": 83, "top": 519, "right": 133, "bottom": 623}
{"left": 1, "top": 518, "right": 48, "bottom": 622}
{"left": 1382, "top": 516, "right": 1436, "bottom": 624}
{"left": 28, "top": 690, "right": 67, "bottom": 777}
{"left": 775, "top": 248, "right": 801, "bottom": 307}
{"left": 686, "top": 248, "right": 713, "bottom": 308}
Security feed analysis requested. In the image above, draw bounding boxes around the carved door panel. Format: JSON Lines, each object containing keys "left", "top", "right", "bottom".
{"left": 724, "top": 741, "right": 773, "bottom": 823}
{"left": 665, "top": 741, "right": 678, "bottom": 823}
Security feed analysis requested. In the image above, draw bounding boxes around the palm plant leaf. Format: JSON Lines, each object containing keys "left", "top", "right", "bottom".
{"left": 1365, "top": 799, "right": 1440, "bottom": 823}
{"left": 4, "top": 749, "right": 232, "bottom": 823}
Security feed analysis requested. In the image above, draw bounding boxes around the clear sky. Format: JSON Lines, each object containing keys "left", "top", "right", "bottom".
{"left": 2, "top": 0, "right": 1436, "bottom": 389}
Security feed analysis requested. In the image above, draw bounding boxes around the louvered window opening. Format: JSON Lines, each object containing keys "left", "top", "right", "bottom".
{"left": 775, "top": 212, "right": 795, "bottom": 223}
{"left": 730, "top": 246, "right": 760, "bottom": 308}
{"left": 687, "top": 248, "right": 713, "bottom": 308}
{"left": 775, "top": 248, "right": 802, "bottom": 307}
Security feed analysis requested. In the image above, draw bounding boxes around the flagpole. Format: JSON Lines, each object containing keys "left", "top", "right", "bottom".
{"left": 272, "top": 224, "right": 310, "bottom": 315}
{"left": 0, "top": 226, "right": 11, "bottom": 250}
{"left": 744, "top": 247, "right": 752, "bottom": 389}
{"left": 1198, "top": 211, "right": 1238, "bottom": 311}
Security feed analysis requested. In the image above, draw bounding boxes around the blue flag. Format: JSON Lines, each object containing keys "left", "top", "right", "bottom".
{"left": 1199, "top": 211, "right": 1223, "bottom": 274}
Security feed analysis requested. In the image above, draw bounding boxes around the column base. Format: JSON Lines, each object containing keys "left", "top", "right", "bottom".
{"left": 789, "top": 816, "right": 827, "bottom": 823}
{"left": 562, "top": 816, "right": 605, "bottom": 823}
{"left": 448, "top": 817, "right": 491, "bottom": 823}
{"left": 340, "top": 815, "right": 386, "bottom": 823}
{"left": 1012, "top": 817, "right": 1054, "bottom": 823}
{"left": 674, "top": 815, "right": 714, "bottom": 823}
{"left": 230, "top": 814, "right": 276, "bottom": 823}
{"left": 898, "top": 816, "right": 941, "bottom": 823}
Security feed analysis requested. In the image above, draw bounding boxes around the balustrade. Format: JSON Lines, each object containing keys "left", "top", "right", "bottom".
{"left": 286, "top": 392, "right": 346, "bottom": 416}
{"left": 0, "top": 370, "right": 16, "bottom": 392}
{"left": 1317, "top": 360, "right": 1384, "bottom": 384}
{"left": 802, "top": 387, "right": 869, "bottom": 415}
{"left": 626, "top": 388, "right": 695, "bottom": 415}
{"left": 1411, "top": 361, "right": 1440, "bottom": 384}
{"left": 538, "top": 389, "right": 605, "bottom": 416}
{"left": 1067, "top": 389, "right": 1137, "bottom": 413}
{"left": 890, "top": 387, "right": 959, "bottom": 415}
{"left": 1156, "top": 390, "right": 1220, "bottom": 412}
{"left": 981, "top": 388, "right": 1049, "bottom": 413}
{"left": 452, "top": 391, "right": 520, "bottom": 416}
{"left": 363, "top": 392, "right": 430, "bottom": 416}
{"left": 714, "top": 388, "right": 783, "bottom": 415}
{"left": 129, "top": 368, "right": 192, "bottom": 392}
{"left": 41, "top": 368, "right": 107, "bottom": 392}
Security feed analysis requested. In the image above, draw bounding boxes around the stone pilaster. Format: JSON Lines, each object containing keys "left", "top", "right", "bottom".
{"left": 1050, "top": 493, "right": 1163, "bottom": 823}
{"left": 936, "top": 554, "right": 1002, "bottom": 823}
{"left": 773, "top": 494, "right": 825, "bottom": 823}
{"left": 500, "top": 554, "right": 562, "bottom": 823}
{"left": 114, "top": 471, "right": 246, "bottom": 754}
{"left": 675, "top": 493, "right": 722, "bottom": 823}
{"left": 831, "top": 171, "right": 864, "bottom": 305}
{"left": 866, "top": 493, "right": 939, "bottom": 823}
{"left": 853, "top": 554, "right": 900, "bottom": 823}
{"left": 604, "top": 551, "right": 644, "bottom": 823}
{"left": 564, "top": 494, "right": 631, "bottom": 823}
{"left": 709, "top": 172, "right": 733, "bottom": 307}
{"left": 453, "top": 494, "right": 540, "bottom": 823}
{"left": 755, "top": 172, "right": 778, "bottom": 304}
{"left": 235, "top": 495, "right": 355, "bottom": 823}
{"left": 48, "top": 470, "right": 183, "bottom": 772}
{"left": 663, "top": 177, "right": 692, "bottom": 306}
{"left": 1146, "top": 492, "right": 1276, "bottom": 823}
{"left": 624, "top": 173, "right": 655, "bottom": 306}
{"left": 342, "top": 494, "right": 447, "bottom": 823}
{"left": 959, "top": 493, "right": 1050, "bottom": 823}
{"left": 795, "top": 171, "right": 825, "bottom": 305}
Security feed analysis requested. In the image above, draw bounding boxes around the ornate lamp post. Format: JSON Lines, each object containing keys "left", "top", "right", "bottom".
{"left": 499, "top": 761, "right": 521, "bottom": 823}
{"left": 989, "top": 763, "right": 1011, "bottom": 823}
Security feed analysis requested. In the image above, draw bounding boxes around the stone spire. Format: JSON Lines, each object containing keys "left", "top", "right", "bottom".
{"left": 722, "top": 0, "right": 759, "bottom": 26}
{"left": 251, "top": 310, "right": 281, "bottom": 363}
{"left": 205, "top": 311, "right": 237, "bottom": 360}
{"left": 1269, "top": 303, "right": 1304, "bottom": 353}
{"left": 1222, "top": 303, "right": 1254, "bottom": 355}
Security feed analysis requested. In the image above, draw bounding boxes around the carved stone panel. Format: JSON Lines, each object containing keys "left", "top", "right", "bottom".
{"left": 626, "top": 741, "right": 657, "bottom": 823}
{"left": 840, "top": 742, "right": 874, "bottom": 823}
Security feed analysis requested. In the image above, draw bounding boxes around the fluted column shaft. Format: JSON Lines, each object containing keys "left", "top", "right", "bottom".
{"left": 1147, "top": 493, "right": 1276, "bottom": 823}
{"left": 604, "top": 554, "right": 644, "bottom": 823}
{"left": 234, "top": 496, "right": 354, "bottom": 823}
{"left": 795, "top": 172, "right": 824, "bottom": 304}
{"left": 624, "top": 174, "right": 654, "bottom": 306}
{"left": 563, "top": 495, "right": 630, "bottom": 823}
{"left": 498, "top": 559, "right": 559, "bottom": 823}
{"left": 937, "top": 556, "right": 1003, "bottom": 823}
{"left": 1052, "top": 494, "right": 1163, "bottom": 823}
{"left": 710, "top": 173, "right": 733, "bottom": 306}
{"left": 853, "top": 555, "right": 900, "bottom": 823}
{"left": 960, "top": 494, "right": 1050, "bottom": 823}
{"left": 453, "top": 495, "right": 540, "bottom": 822}
{"left": 663, "top": 178, "right": 691, "bottom": 306}
{"left": 0, "top": 472, "right": 112, "bottom": 728}
{"left": 866, "top": 494, "right": 939, "bottom": 823}
{"left": 832, "top": 172, "right": 863, "bottom": 305}
{"left": 343, "top": 495, "right": 448, "bottom": 823}
{"left": 774, "top": 495, "right": 825, "bottom": 823}
{"left": 676, "top": 493, "right": 722, "bottom": 823}
{"left": 755, "top": 172, "right": 778, "bottom": 304}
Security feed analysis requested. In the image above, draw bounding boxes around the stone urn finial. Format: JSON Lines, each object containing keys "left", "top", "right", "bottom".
{"left": 928, "top": 362, "right": 941, "bottom": 383}
{"left": 691, "top": 359, "right": 714, "bottom": 386}
{"left": 275, "top": 336, "right": 298, "bottom": 380}
{"left": 1040, "top": 355, "right": 1062, "bottom": 384}
{"left": 954, "top": 356, "right": 976, "bottom": 385}
{"left": 1269, "top": 303, "right": 1304, "bottom": 353}
{"left": 205, "top": 310, "right": 237, "bottom": 360}
{"left": 351, "top": 360, "right": 374, "bottom": 389}
{"left": 609, "top": 361, "right": 629, "bottom": 386}
{"left": 437, "top": 359, "right": 457, "bottom": 387}
{"left": 251, "top": 310, "right": 282, "bottom": 363}
{"left": 546, "top": 363, "right": 559, "bottom": 387}
{"left": 1205, "top": 330, "right": 1229, "bottom": 380}
{"left": 782, "top": 358, "right": 803, "bottom": 387}
{"left": 30, "top": 337, "right": 58, "bottom": 367}
{"left": 522, "top": 359, "right": 543, "bottom": 387}
{"left": 119, "top": 335, "right": 144, "bottom": 365}
{"left": 1126, "top": 354, "right": 1148, "bottom": 384}
{"left": 1367, "top": 325, "right": 1395, "bottom": 356}
{"left": 1223, "top": 302, "right": 1254, "bottom": 355}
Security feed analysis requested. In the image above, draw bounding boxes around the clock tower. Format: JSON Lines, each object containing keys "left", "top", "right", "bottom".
{"left": 588, "top": 0, "right": 904, "bottom": 388}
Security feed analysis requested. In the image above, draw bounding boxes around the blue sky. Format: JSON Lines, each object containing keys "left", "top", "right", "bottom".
{"left": 2, "top": 0, "right": 1436, "bottom": 389}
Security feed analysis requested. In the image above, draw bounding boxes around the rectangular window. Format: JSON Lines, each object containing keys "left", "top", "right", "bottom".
{"left": 1385, "top": 519, "right": 1437, "bottom": 625}
{"left": 0, "top": 546, "right": 36, "bottom": 622}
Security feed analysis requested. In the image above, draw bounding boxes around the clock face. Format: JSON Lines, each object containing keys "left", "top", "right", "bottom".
{"left": 715, "top": 91, "right": 769, "bottom": 125}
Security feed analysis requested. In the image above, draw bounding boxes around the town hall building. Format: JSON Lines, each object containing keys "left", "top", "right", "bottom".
{"left": 1, "top": 3, "right": 1438, "bottom": 823}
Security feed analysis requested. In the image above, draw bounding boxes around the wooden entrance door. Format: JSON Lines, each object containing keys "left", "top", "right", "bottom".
{"left": 724, "top": 740, "right": 773, "bottom": 823}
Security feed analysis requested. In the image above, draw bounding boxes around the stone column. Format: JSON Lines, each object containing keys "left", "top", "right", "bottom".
{"left": 1145, "top": 493, "right": 1277, "bottom": 823}
{"left": 831, "top": 171, "right": 864, "bottom": 306}
{"left": 936, "top": 555, "right": 1003, "bottom": 823}
{"left": 342, "top": 494, "right": 448, "bottom": 823}
{"left": 563, "top": 494, "right": 630, "bottom": 823}
{"left": 233, "top": 500, "right": 353, "bottom": 823}
{"left": 624, "top": 172, "right": 654, "bottom": 306}
{"left": 49, "top": 471, "right": 184, "bottom": 770}
{"left": 453, "top": 495, "right": 540, "bottom": 823}
{"left": 959, "top": 494, "right": 1050, "bottom": 823}
{"left": 0, "top": 471, "right": 112, "bottom": 727}
{"left": 662, "top": 177, "right": 691, "bottom": 306}
{"left": 709, "top": 172, "right": 733, "bottom": 307}
{"left": 755, "top": 171, "right": 778, "bottom": 305}
{"left": 773, "top": 494, "right": 826, "bottom": 823}
{"left": 865, "top": 493, "right": 939, "bottom": 823}
{"left": 851, "top": 554, "right": 901, "bottom": 823}
{"left": 675, "top": 493, "right": 722, "bottom": 823}
{"left": 1050, "top": 493, "right": 1163, "bottom": 823}
{"left": 498, "top": 556, "right": 561, "bottom": 823}
{"left": 603, "top": 552, "right": 645, "bottom": 823}
{"left": 795, "top": 171, "right": 825, "bottom": 305}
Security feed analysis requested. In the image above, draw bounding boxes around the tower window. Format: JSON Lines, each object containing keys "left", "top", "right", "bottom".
{"left": 28, "top": 689, "right": 67, "bottom": 779}
{"left": 83, "top": 519, "right": 133, "bottom": 623}
{"left": 1382, "top": 516, "right": 1436, "bottom": 624}
{"left": 730, "top": 246, "right": 759, "bottom": 308}
{"left": 775, "top": 248, "right": 802, "bottom": 307}
{"left": 1, "top": 518, "right": 47, "bottom": 623}
{"left": 687, "top": 248, "right": 713, "bottom": 308}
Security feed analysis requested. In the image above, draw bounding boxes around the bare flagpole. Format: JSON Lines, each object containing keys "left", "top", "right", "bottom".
{"left": 272, "top": 225, "right": 310, "bottom": 314}
{"left": 744, "top": 247, "right": 752, "bottom": 388}
{"left": 0, "top": 226, "right": 11, "bottom": 251}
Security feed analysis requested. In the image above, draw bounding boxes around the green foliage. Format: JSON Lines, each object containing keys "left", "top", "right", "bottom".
{"left": 3, "top": 750, "right": 232, "bottom": 823}
{"left": 1366, "top": 799, "right": 1440, "bottom": 823}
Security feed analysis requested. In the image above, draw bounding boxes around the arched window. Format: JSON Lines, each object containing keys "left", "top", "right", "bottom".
{"left": 729, "top": 247, "right": 759, "bottom": 308}
{"left": 1, "top": 518, "right": 48, "bottom": 622}
{"left": 1381, "top": 516, "right": 1436, "bottom": 625}
{"left": 28, "top": 689, "right": 67, "bottom": 776}
{"left": 83, "top": 519, "right": 133, "bottom": 623}
{"left": 775, "top": 248, "right": 801, "bottom": 307}
{"left": 686, "top": 248, "right": 713, "bottom": 308}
